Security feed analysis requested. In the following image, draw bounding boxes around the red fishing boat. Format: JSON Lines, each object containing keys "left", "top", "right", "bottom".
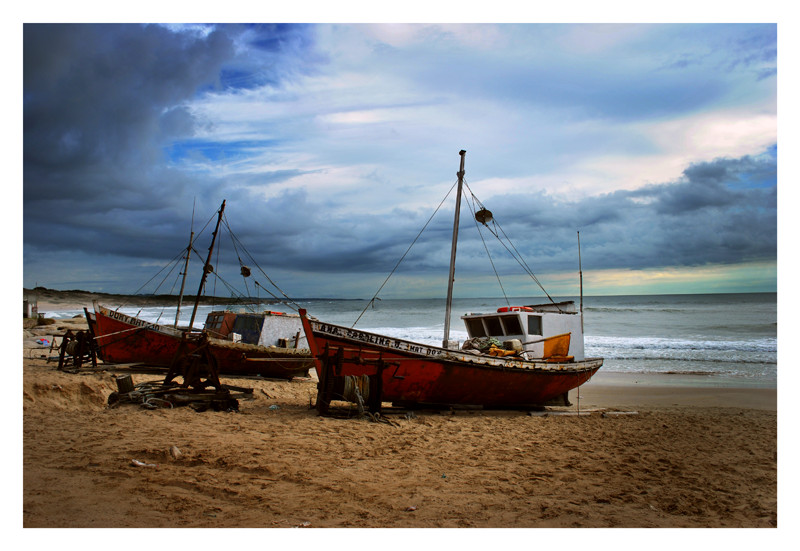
{"left": 89, "top": 200, "right": 313, "bottom": 379}
{"left": 93, "top": 303, "right": 312, "bottom": 378}
{"left": 300, "top": 310, "right": 602, "bottom": 411}
{"left": 300, "top": 150, "right": 602, "bottom": 412}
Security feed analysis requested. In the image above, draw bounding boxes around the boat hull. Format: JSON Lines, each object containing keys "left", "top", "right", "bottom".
{"left": 300, "top": 311, "right": 602, "bottom": 409}
{"left": 92, "top": 305, "right": 313, "bottom": 379}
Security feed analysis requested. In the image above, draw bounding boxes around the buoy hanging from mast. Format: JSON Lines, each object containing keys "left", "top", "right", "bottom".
{"left": 475, "top": 207, "right": 493, "bottom": 225}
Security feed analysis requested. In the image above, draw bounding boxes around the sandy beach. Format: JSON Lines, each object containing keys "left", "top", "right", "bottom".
{"left": 19, "top": 307, "right": 778, "bottom": 531}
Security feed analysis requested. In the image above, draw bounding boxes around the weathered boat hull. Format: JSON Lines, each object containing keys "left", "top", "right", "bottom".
{"left": 92, "top": 304, "right": 313, "bottom": 379}
{"left": 300, "top": 310, "right": 601, "bottom": 409}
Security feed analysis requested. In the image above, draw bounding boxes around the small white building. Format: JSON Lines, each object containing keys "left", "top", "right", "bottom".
{"left": 23, "top": 299, "right": 38, "bottom": 319}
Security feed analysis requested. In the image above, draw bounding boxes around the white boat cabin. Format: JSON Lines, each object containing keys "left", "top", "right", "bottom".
{"left": 460, "top": 301, "right": 584, "bottom": 360}
{"left": 204, "top": 310, "right": 308, "bottom": 349}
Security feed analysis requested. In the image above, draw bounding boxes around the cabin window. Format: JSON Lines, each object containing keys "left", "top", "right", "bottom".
{"left": 501, "top": 315, "right": 522, "bottom": 335}
{"left": 206, "top": 315, "right": 223, "bottom": 329}
{"left": 527, "top": 315, "right": 542, "bottom": 336}
{"left": 233, "top": 316, "right": 264, "bottom": 333}
{"left": 485, "top": 316, "right": 503, "bottom": 336}
{"left": 465, "top": 318, "right": 486, "bottom": 337}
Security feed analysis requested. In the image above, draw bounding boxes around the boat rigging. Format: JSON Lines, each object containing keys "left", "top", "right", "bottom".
{"left": 88, "top": 200, "right": 313, "bottom": 380}
{"left": 299, "top": 150, "right": 603, "bottom": 413}
{"left": 353, "top": 149, "right": 564, "bottom": 338}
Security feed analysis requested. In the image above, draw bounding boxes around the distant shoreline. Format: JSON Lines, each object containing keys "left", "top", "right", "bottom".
{"left": 23, "top": 286, "right": 361, "bottom": 313}
{"left": 24, "top": 286, "right": 777, "bottom": 314}
{"left": 23, "top": 287, "right": 279, "bottom": 310}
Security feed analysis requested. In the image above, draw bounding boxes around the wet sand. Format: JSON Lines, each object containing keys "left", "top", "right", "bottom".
{"left": 20, "top": 314, "right": 778, "bottom": 532}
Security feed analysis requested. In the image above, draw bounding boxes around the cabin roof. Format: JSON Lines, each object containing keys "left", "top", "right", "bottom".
{"left": 462, "top": 300, "right": 577, "bottom": 317}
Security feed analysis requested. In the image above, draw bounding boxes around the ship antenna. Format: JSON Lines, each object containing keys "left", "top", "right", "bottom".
{"left": 174, "top": 198, "right": 196, "bottom": 328}
{"left": 578, "top": 230, "right": 584, "bottom": 333}
{"left": 188, "top": 200, "right": 226, "bottom": 331}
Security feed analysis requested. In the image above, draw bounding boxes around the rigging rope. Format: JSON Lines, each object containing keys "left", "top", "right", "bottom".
{"left": 211, "top": 221, "right": 222, "bottom": 304}
{"left": 221, "top": 219, "right": 302, "bottom": 312}
{"left": 117, "top": 206, "right": 218, "bottom": 314}
{"left": 207, "top": 274, "right": 254, "bottom": 311}
{"left": 352, "top": 178, "right": 460, "bottom": 328}
{"left": 153, "top": 263, "right": 184, "bottom": 324}
{"left": 253, "top": 280, "right": 296, "bottom": 308}
{"left": 222, "top": 212, "right": 253, "bottom": 300}
{"left": 464, "top": 192, "right": 510, "bottom": 306}
{"left": 463, "top": 182, "right": 559, "bottom": 308}
{"left": 124, "top": 247, "right": 186, "bottom": 309}
{"left": 351, "top": 174, "right": 563, "bottom": 326}
{"left": 110, "top": 204, "right": 282, "bottom": 330}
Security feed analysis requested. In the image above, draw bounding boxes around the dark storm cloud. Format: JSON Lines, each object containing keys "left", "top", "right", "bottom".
{"left": 210, "top": 190, "right": 446, "bottom": 276}
{"left": 208, "top": 148, "right": 775, "bottom": 284}
{"left": 24, "top": 24, "right": 235, "bottom": 255}
{"left": 22, "top": 24, "right": 776, "bottom": 296}
{"left": 23, "top": 23, "right": 321, "bottom": 266}
{"left": 646, "top": 155, "right": 775, "bottom": 214}
{"left": 457, "top": 150, "right": 777, "bottom": 277}
{"left": 24, "top": 24, "right": 232, "bottom": 172}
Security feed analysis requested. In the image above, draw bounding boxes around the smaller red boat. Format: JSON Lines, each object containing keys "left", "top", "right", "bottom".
{"left": 93, "top": 303, "right": 312, "bottom": 379}
{"left": 88, "top": 200, "right": 313, "bottom": 380}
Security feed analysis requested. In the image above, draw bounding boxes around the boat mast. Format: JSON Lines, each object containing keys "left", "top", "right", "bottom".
{"left": 578, "top": 230, "right": 584, "bottom": 333}
{"left": 188, "top": 200, "right": 226, "bottom": 332}
{"left": 443, "top": 150, "right": 466, "bottom": 348}
{"left": 173, "top": 230, "right": 194, "bottom": 328}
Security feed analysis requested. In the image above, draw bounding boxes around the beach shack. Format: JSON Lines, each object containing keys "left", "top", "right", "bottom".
{"left": 23, "top": 298, "right": 38, "bottom": 319}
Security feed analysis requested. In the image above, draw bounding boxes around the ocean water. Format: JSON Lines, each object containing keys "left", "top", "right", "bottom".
{"left": 45, "top": 293, "right": 776, "bottom": 385}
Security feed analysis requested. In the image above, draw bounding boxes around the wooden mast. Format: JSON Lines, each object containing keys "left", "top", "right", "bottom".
{"left": 173, "top": 230, "right": 194, "bottom": 328}
{"left": 578, "top": 230, "right": 584, "bottom": 333}
{"left": 443, "top": 150, "right": 466, "bottom": 348}
{"left": 188, "top": 200, "right": 226, "bottom": 332}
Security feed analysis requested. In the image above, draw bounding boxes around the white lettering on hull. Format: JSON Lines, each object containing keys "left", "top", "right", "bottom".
{"left": 309, "top": 320, "right": 602, "bottom": 373}
{"left": 107, "top": 309, "right": 154, "bottom": 328}
{"left": 315, "top": 322, "right": 438, "bottom": 356}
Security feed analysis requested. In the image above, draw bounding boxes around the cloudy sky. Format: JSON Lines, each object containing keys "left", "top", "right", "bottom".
{"left": 21, "top": 20, "right": 778, "bottom": 299}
